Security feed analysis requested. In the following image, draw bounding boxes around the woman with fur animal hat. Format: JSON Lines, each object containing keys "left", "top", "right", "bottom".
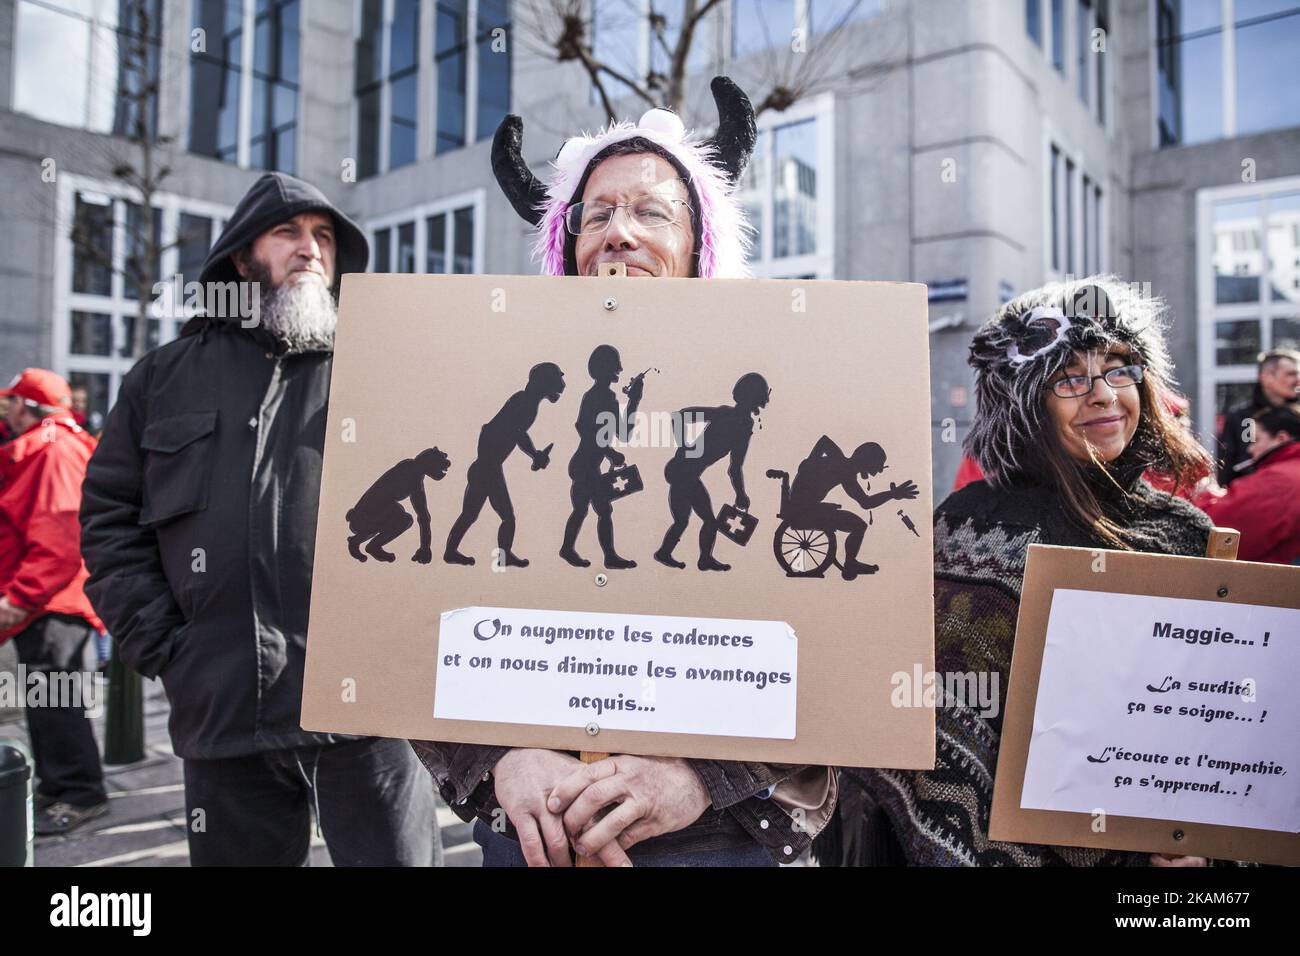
{"left": 824, "top": 275, "right": 1225, "bottom": 866}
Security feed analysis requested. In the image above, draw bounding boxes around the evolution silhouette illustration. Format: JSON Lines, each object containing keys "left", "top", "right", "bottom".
{"left": 345, "top": 347, "right": 920, "bottom": 579}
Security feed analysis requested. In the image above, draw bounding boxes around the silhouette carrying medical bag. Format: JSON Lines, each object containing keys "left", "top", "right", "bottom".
{"left": 598, "top": 464, "right": 643, "bottom": 501}
{"left": 716, "top": 504, "right": 758, "bottom": 545}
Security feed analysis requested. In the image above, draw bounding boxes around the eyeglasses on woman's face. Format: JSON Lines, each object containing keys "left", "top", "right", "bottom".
{"left": 565, "top": 196, "right": 692, "bottom": 236}
{"left": 1048, "top": 363, "right": 1145, "bottom": 399}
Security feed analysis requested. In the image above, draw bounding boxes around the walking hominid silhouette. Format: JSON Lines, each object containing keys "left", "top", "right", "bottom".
{"left": 654, "top": 372, "right": 770, "bottom": 572}
{"left": 443, "top": 362, "right": 565, "bottom": 568}
{"left": 560, "top": 345, "right": 645, "bottom": 570}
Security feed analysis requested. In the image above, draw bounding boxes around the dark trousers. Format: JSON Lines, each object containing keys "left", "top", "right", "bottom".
{"left": 182, "top": 736, "right": 438, "bottom": 866}
{"left": 472, "top": 819, "right": 776, "bottom": 867}
{"left": 12, "top": 613, "right": 107, "bottom": 808}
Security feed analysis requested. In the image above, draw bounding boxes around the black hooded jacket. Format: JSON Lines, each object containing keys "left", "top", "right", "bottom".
{"left": 80, "top": 173, "right": 368, "bottom": 759}
{"left": 1216, "top": 384, "right": 1271, "bottom": 486}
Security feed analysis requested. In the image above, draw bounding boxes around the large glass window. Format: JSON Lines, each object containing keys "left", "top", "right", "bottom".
{"left": 1076, "top": 0, "right": 1090, "bottom": 102}
{"left": 390, "top": 0, "right": 420, "bottom": 168}
{"left": 732, "top": 0, "right": 879, "bottom": 58}
{"left": 192, "top": 0, "right": 300, "bottom": 172}
{"left": 58, "top": 176, "right": 230, "bottom": 419}
{"left": 177, "top": 214, "right": 216, "bottom": 285}
{"left": 356, "top": 0, "right": 420, "bottom": 175}
{"left": 14, "top": 0, "right": 162, "bottom": 137}
{"left": 369, "top": 196, "right": 482, "bottom": 275}
{"left": 70, "top": 311, "right": 114, "bottom": 357}
{"left": 1199, "top": 181, "right": 1300, "bottom": 434}
{"left": 1027, "top": 0, "right": 1042, "bottom": 44}
{"left": 1064, "top": 156, "right": 1076, "bottom": 271}
{"left": 476, "top": 0, "right": 512, "bottom": 139}
{"left": 1048, "top": 143, "right": 1103, "bottom": 276}
{"left": 250, "top": 0, "right": 301, "bottom": 172}
{"left": 773, "top": 120, "right": 818, "bottom": 259}
{"left": 1212, "top": 198, "right": 1263, "bottom": 304}
{"left": 1051, "top": 0, "right": 1066, "bottom": 71}
{"left": 436, "top": 0, "right": 469, "bottom": 153}
{"left": 736, "top": 101, "right": 832, "bottom": 277}
{"left": 122, "top": 202, "right": 163, "bottom": 301}
{"left": 1157, "top": 0, "right": 1299, "bottom": 147}
{"left": 356, "top": 0, "right": 384, "bottom": 178}
{"left": 1235, "top": 0, "right": 1300, "bottom": 136}
{"left": 1095, "top": 0, "right": 1109, "bottom": 124}
{"left": 1050, "top": 145, "right": 1062, "bottom": 272}
{"left": 72, "top": 192, "right": 115, "bottom": 297}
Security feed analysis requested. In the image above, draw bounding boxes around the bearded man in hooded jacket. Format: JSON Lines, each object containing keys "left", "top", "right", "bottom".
{"left": 80, "top": 172, "right": 438, "bottom": 866}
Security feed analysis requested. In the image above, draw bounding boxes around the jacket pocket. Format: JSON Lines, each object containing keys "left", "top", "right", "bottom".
{"left": 139, "top": 410, "right": 219, "bottom": 527}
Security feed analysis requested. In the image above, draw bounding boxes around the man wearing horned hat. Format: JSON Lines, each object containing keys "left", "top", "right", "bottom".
{"left": 410, "top": 78, "right": 835, "bottom": 867}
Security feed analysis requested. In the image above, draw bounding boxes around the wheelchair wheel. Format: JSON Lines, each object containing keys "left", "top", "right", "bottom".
{"left": 773, "top": 521, "right": 838, "bottom": 577}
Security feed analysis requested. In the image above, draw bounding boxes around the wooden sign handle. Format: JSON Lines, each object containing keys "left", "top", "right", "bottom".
{"left": 572, "top": 751, "right": 610, "bottom": 867}
{"left": 1205, "top": 527, "right": 1240, "bottom": 561}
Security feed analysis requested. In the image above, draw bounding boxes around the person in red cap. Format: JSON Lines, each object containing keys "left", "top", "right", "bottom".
{"left": 0, "top": 368, "right": 108, "bottom": 834}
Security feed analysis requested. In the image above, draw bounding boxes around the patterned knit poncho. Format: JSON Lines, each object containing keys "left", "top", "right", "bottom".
{"left": 842, "top": 468, "right": 1212, "bottom": 866}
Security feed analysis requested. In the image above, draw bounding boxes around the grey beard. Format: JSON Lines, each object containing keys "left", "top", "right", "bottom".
{"left": 257, "top": 278, "right": 338, "bottom": 353}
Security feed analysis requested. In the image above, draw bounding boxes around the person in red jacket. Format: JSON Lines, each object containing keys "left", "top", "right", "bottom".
{"left": 0, "top": 368, "right": 108, "bottom": 834}
{"left": 1196, "top": 402, "right": 1300, "bottom": 564}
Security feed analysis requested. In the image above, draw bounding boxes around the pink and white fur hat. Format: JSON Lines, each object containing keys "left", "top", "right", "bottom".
{"left": 491, "top": 76, "right": 757, "bottom": 279}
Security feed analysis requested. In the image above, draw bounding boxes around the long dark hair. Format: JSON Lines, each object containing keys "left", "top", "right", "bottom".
{"left": 1037, "top": 366, "right": 1211, "bottom": 548}
{"left": 967, "top": 276, "right": 1212, "bottom": 549}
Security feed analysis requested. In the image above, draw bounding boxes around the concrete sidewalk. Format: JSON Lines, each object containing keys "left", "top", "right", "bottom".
{"left": 0, "top": 641, "right": 480, "bottom": 867}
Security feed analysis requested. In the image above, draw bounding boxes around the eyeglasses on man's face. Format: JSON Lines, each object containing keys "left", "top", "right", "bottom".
{"left": 566, "top": 196, "right": 692, "bottom": 237}
{"left": 1048, "top": 363, "right": 1145, "bottom": 398}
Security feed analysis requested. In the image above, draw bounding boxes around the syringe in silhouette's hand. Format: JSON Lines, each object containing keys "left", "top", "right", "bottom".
{"left": 622, "top": 367, "right": 659, "bottom": 398}
{"left": 897, "top": 509, "right": 920, "bottom": 537}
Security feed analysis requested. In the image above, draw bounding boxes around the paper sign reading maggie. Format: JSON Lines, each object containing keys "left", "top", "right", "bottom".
{"left": 1020, "top": 589, "right": 1300, "bottom": 833}
{"left": 434, "top": 606, "right": 797, "bottom": 739}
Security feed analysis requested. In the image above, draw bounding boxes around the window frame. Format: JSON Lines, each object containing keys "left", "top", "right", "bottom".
{"left": 353, "top": 0, "right": 511, "bottom": 171}
{"left": 13, "top": 0, "right": 163, "bottom": 136}
{"left": 1043, "top": 132, "right": 1105, "bottom": 281}
{"left": 53, "top": 173, "right": 232, "bottom": 410}
{"left": 364, "top": 189, "right": 487, "bottom": 275}
{"left": 188, "top": 0, "right": 301, "bottom": 172}
{"left": 1150, "top": 0, "right": 1300, "bottom": 149}
{"left": 1195, "top": 174, "right": 1300, "bottom": 444}
{"left": 737, "top": 92, "right": 835, "bottom": 279}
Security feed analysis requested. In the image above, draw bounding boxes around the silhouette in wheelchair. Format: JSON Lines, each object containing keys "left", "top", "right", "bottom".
{"left": 766, "top": 436, "right": 918, "bottom": 580}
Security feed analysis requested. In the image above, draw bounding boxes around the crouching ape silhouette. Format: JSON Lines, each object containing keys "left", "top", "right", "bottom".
{"left": 444, "top": 362, "right": 566, "bottom": 568}
{"left": 655, "top": 372, "right": 770, "bottom": 572}
{"left": 787, "top": 437, "right": 918, "bottom": 580}
{"left": 560, "top": 345, "right": 644, "bottom": 570}
{"left": 347, "top": 447, "right": 451, "bottom": 563}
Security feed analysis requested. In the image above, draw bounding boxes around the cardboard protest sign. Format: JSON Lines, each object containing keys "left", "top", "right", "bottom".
{"left": 301, "top": 274, "right": 936, "bottom": 768}
{"left": 990, "top": 544, "right": 1300, "bottom": 866}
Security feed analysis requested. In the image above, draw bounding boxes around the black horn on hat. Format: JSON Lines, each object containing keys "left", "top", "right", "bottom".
{"left": 492, "top": 114, "right": 548, "bottom": 226}
{"left": 703, "top": 76, "right": 757, "bottom": 184}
